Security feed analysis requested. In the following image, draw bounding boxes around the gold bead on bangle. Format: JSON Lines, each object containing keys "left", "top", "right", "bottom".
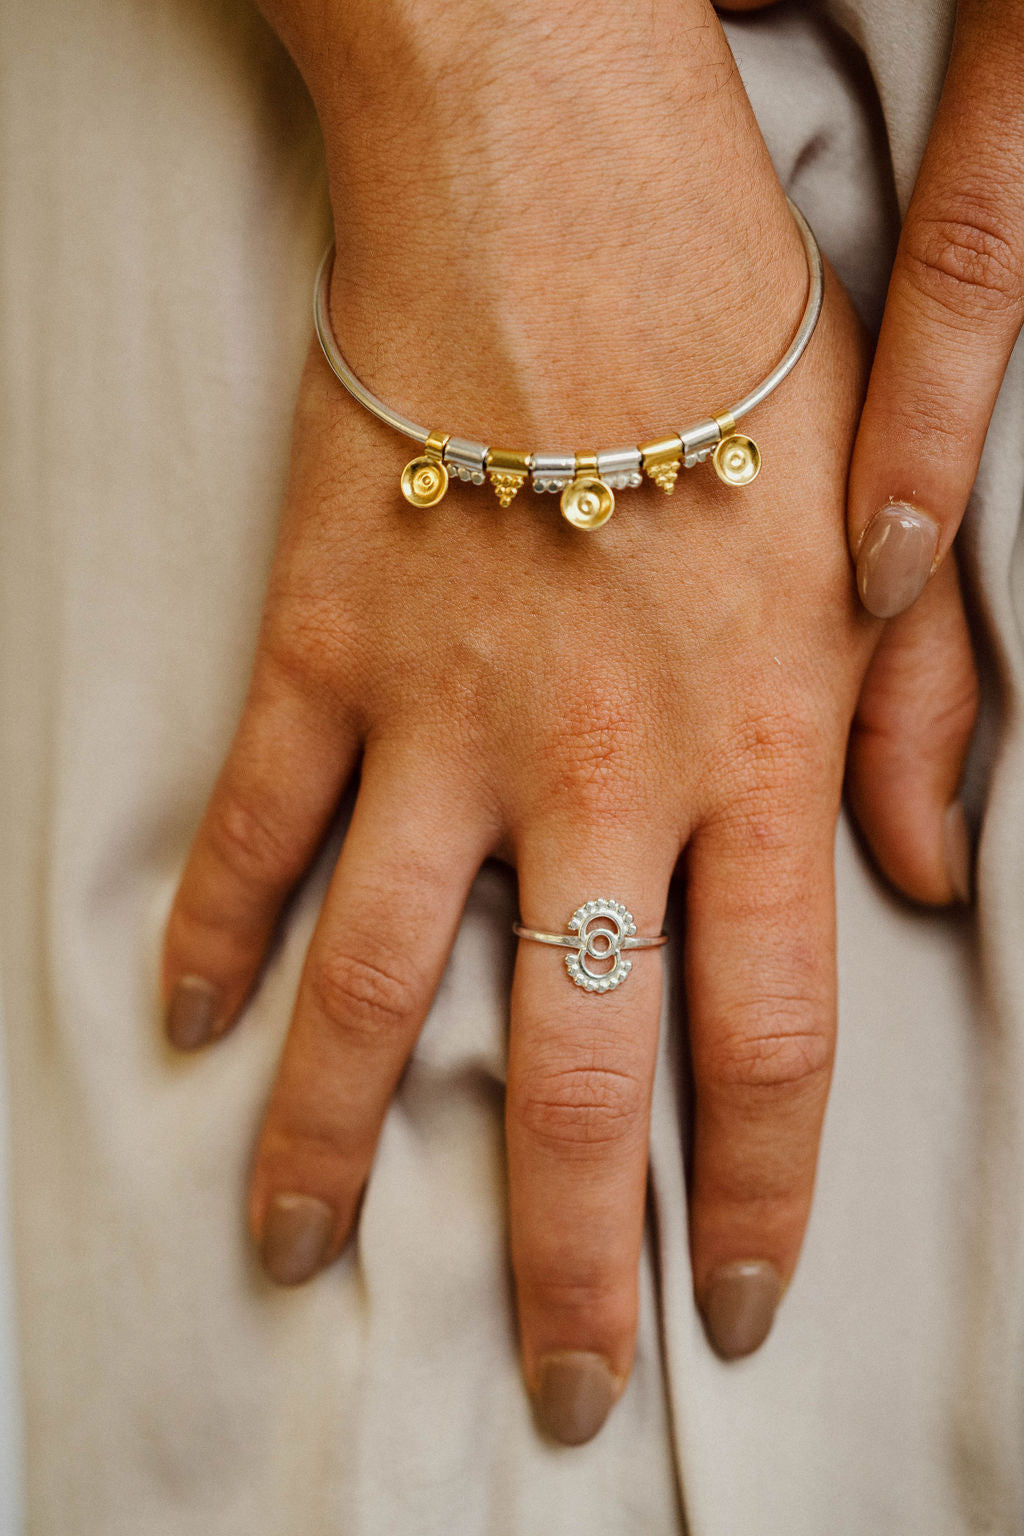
{"left": 640, "top": 435, "right": 684, "bottom": 495}
{"left": 487, "top": 448, "right": 530, "bottom": 508}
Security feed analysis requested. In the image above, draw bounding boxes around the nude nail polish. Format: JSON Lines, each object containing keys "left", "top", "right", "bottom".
{"left": 260, "top": 1193, "right": 334, "bottom": 1286}
{"left": 166, "top": 975, "right": 220, "bottom": 1051}
{"left": 535, "top": 1351, "right": 618, "bottom": 1446}
{"left": 856, "top": 503, "right": 940, "bottom": 618}
{"left": 702, "top": 1260, "right": 781, "bottom": 1359}
{"left": 943, "top": 800, "right": 973, "bottom": 905}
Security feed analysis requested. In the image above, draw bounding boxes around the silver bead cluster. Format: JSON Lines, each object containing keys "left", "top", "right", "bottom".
{"left": 443, "top": 436, "right": 488, "bottom": 485}
{"left": 530, "top": 452, "right": 575, "bottom": 494}
{"left": 597, "top": 447, "right": 644, "bottom": 489}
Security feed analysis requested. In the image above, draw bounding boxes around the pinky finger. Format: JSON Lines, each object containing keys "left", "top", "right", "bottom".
{"left": 162, "top": 657, "right": 358, "bottom": 1050}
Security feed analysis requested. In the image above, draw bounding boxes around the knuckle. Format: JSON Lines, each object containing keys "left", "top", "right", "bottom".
{"left": 700, "top": 1004, "right": 833, "bottom": 1095}
{"left": 901, "top": 209, "right": 1024, "bottom": 321}
{"left": 205, "top": 779, "right": 302, "bottom": 889}
{"left": 854, "top": 672, "right": 980, "bottom": 753}
{"left": 512, "top": 1062, "right": 647, "bottom": 1155}
{"left": 310, "top": 940, "right": 421, "bottom": 1041}
{"left": 704, "top": 716, "right": 837, "bottom": 867}
{"left": 929, "top": 672, "right": 981, "bottom": 740}
{"left": 261, "top": 604, "right": 360, "bottom": 707}
{"left": 717, "top": 712, "right": 828, "bottom": 800}
{"left": 533, "top": 678, "right": 648, "bottom": 822}
{"left": 709, "top": 800, "right": 805, "bottom": 864}
{"left": 886, "top": 399, "right": 976, "bottom": 459}
{"left": 703, "top": 802, "right": 822, "bottom": 884}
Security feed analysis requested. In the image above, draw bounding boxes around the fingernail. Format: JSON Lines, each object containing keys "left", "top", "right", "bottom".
{"left": 259, "top": 1193, "right": 334, "bottom": 1286}
{"left": 166, "top": 975, "right": 221, "bottom": 1051}
{"left": 534, "top": 1351, "right": 619, "bottom": 1446}
{"left": 702, "top": 1260, "right": 781, "bottom": 1359}
{"left": 856, "top": 503, "right": 940, "bottom": 618}
{"left": 943, "top": 800, "right": 973, "bottom": 905}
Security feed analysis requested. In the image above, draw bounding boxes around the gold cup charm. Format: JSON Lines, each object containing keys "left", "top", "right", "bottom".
{"left": 710, "top": 413, "right": 760, "bottom": 487}
{"left": 561, "top": 476, "right": 615, "bottom": 530}
{"left": 400, "top": 430, "right": 451, "bottom": 508}
{"left": 401, "top": 456, "right": 448, "bottom": 507}
{"left": 712, "top": 434, "right": 761, "bottom": 486}
{"left": 561, "top": 451, "right": 614, "bottom": 530}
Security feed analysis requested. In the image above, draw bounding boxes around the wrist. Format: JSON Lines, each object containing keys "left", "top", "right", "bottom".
{"left": 269, "top": 0, "right": 809, "bottom": 446}
{"left": 277, "top": 0, "right": 752, "bottom": 206}
{"left": 273, "top": 0, "right": 723, "bottom": 107}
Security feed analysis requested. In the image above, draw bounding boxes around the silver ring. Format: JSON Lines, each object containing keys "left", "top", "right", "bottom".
{"left": 513, "top": 898, "right": 667, "bottom": 993}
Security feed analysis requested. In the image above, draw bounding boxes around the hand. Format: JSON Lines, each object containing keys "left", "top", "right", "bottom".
{"left": 161, "top": 0, "right": 949, "bottom": 1447}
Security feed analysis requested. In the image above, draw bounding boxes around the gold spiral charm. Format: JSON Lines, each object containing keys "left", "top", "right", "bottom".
{"left": 712, "top": 434, "right": 761, "bottom": 487}
{"left": 560, "top": 475, "right": 615, "bottom": 531}
{"left": 401, "top": 454, "right": 449, "bottom": 508}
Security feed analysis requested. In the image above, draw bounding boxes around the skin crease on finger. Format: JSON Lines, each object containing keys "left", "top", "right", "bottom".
{"left": 160, "top": 0, "right": 911, "bottom": 1448}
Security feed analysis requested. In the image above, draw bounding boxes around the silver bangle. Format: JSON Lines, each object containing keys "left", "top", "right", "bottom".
{"left": 313, "top": 197, "right": 824, "bottom": 531}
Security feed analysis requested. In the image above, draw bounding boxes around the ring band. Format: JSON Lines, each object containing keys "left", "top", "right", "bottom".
{"left": 514, "top": 898, "right": 667, "bottom": 993}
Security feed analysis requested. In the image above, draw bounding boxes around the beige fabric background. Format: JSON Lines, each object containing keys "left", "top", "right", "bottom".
{"left": 1, "top": 0, "right": 1022, "bottom": 1531}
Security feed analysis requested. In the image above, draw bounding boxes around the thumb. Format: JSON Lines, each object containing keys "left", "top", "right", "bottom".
{"left": 848, "top": 0, "right": 1024, "bottom": 618}
{"left": 846, "top": 554, "right": 978, "bottom": 907}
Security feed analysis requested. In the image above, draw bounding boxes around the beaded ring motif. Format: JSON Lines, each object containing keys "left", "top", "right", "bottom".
{"left": 313, "top": 199, "right": 824, "bottom": 532}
